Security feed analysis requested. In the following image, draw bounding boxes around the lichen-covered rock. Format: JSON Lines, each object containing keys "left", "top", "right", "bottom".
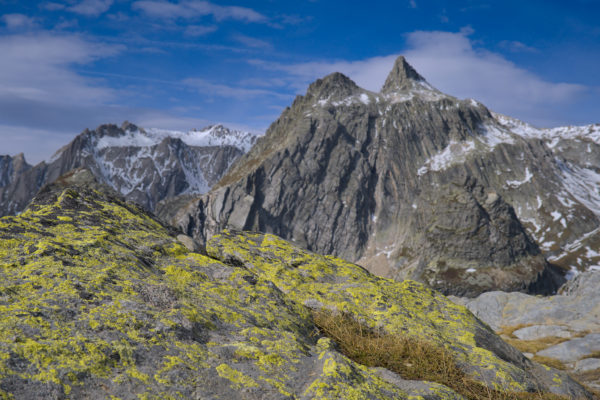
{"left": 206, "top": 230, "right": 592, "bottom": 398}
{"left": 0, "top": 174, "right": 592, "bottom": 398}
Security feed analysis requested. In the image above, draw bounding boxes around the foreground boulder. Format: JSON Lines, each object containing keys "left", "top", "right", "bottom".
{"left": 453, "top": 271, "right": 600, "bottom": 391}
{"left": 0, "top": 170, "right": 592, "bottom": 398}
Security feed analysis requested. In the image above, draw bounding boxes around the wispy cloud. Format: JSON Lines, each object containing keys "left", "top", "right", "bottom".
{"left": 67, "top": 0, "right": 114, "bottom": 17}
{"left": 1, "top": 14, "right": 38, "bottom": 30}
{"left": 498, "top": 40, "right": 538, "bottom": 53}
{"left": 42, "top": 2, "right": 66, "bottom": 11}
{"left": 132, "top": 1, "right": 268, "bottom": 23}
{"left": 0, "top": 32, "right": 126, "bottom": 161}
{"left": 184, "top": 24, "right": 217, "bottom": 36}
{"left": 409, "top": 0, "right": 417, "bottom": 9}
{"left": 402, "top": 30, "right": 586, "bottom": 112}
{"left": 232, "top": 34, "right": 271, "bottom": 49}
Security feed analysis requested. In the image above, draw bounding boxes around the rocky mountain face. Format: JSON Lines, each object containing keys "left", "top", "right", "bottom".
{"left": 0, "top": 122, "right": 259, "bottom": 216}
{"left": 168, "top": 56, "right": 600, "bottom": 297}
{"left": 0, "top": 154, "right": 33, "bottom": 215}
{"left": 0, "top": 170, "right": 592, "bottom": 399}
{"left": 0, "top": 153, "right": 31, "bottom": 189}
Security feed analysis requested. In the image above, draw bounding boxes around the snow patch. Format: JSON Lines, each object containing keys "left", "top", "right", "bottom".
{"left": 479, "top": 123, "right": 515, "bottom": 147}
{"left": 417, "top": 140, "right": 476, "bottom": 176}
{"left": 557, "top": 159, "right": 600, "bottom": 217}
{"left": 96, "top": 125, "right": 260, "bottom": 153}
{"left": 506, "top": 168, "right": 533, "bottom": 188}
{"left": 493, "top": 112, "right": 600, "bottom": 146}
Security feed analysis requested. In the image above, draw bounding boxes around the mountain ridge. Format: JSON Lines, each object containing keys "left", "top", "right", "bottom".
{"left": 0, "top": 122, "right": 260, "bottom": 217}
{"left": 167, "top": 56, "right": 600, "bottom": 296}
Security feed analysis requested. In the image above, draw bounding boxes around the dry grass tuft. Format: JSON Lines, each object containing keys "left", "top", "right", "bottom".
{"left": 312, "top": 310, "right": 573, "bottom": 400}
{"left": 531, "top": 355, "right": 567, "bottom": 371}
{"left": 504, "top": 337, "right": 571, "bottom": 355}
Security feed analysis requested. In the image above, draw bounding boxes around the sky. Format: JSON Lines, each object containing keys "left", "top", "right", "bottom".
{"left": 1, "top": 0, "right": 599, "bottom": 164}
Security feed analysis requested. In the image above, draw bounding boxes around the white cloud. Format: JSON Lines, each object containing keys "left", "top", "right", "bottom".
{"left": 0, "top": 33, "right": 122, "bottom": 104}
{"left": 132, "top": 1, "right": 268, "bottom": 23}
{"left": 42, "top": 2, "right": 66, "bottom": 11}
{"left": 402, "top": 30, "right": 586, "bottom": 114}
{"left": 1, "top": 14, "right": 37, "bottom": 30}
{"left": 67, "top": 0, "right": 114, "bottom": 16}
{"left": 253, "top": 29, "right": 588, "bottom": 127}
{"left": 0, "top": 32, "right": 127, "bottom": 162}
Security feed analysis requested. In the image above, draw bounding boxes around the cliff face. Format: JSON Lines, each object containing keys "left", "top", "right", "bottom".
{"left": 0, "top": 123, "right": 257, "bottom": 216}
{"left": 169, "top": 56, "right": 581, "bottom": 297}
{"left": 0, "top": 170, "right": 591, "bottom": 399}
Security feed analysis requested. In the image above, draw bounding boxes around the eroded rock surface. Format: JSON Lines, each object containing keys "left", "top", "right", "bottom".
{"left": 453, "top": 271, "right": 600, "bottom": 390}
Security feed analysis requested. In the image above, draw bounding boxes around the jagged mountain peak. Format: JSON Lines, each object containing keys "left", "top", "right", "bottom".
{"left": 306, "top": 71, "right": 361, "bottom": 101}
{"left": 120, "top": 120, "right": 140, "bottom": 132}
{"left": 380, "top": 56, "right": 447, "bottom": 102}
{"left": 381, "top": 56, "right": 425, "bottom": 92}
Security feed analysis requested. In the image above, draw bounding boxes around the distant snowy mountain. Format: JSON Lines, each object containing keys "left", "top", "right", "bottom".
{"left": 491, "top": 113, "right": 600, "bottom": 278}
{"left": 0, "top": 122, "right": 261, "bottom": 216}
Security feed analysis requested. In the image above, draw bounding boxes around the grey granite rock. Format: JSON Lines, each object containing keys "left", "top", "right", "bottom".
{"left": 537, "top": 334, "right": 600, "bottom": 363}
{"left": 455, "top": 270, "right": 600, "bottom": 390}
{"left": 171, "top": 56, "right": 567, "bottom": 297}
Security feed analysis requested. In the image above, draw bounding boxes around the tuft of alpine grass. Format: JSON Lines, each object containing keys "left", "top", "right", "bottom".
{"left": 312, "top": 310, "right": 576, "bottom": 400}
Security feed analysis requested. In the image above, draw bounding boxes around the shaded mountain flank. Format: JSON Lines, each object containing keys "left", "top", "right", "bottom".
{"left": 166, "top": 56, "right": 600, "bottom": 297}
{"left": 0, "top": 122, "right": 259, "bottom": 216}
{"left": 0, "top": 169, "right": 593, "bottom": 399}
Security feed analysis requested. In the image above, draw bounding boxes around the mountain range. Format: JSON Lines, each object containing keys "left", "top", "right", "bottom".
{"left": 166, "top": 56, "right": 600, "bottom": 297}
{"left": 0, "top": 122, "right": 259, "bottom": 216}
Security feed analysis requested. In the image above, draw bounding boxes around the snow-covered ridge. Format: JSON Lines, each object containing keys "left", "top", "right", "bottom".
{"left": 96, "top": 124, "right": 261, "bottom": 153}
{"left": 493, "top": 112, "right": 600, "bottom": 146}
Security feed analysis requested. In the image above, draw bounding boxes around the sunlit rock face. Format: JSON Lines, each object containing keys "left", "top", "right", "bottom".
{"left": 170, "top": 56, "right": 600, "bottom": 297}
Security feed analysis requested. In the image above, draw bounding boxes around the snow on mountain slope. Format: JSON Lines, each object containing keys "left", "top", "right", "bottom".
{"left": 0, "top": 122, "right": 262, "bottom": 217}
{"left": 490, "top": 112, "right": 600, "bottom": 277}
{"left": 493, "top": 112, "right": 600, "bottom": 147}
{"left": 96, "top": 124, "right": 260, "bottom": 153}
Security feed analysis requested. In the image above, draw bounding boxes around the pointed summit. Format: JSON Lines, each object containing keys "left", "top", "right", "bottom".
{"left": 381, "top": 56, "right": 426, "bottom": 93}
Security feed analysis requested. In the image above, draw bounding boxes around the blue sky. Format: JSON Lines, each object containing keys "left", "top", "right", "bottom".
{"left": 1, "top": 0, "right": 599, "bottom": 163}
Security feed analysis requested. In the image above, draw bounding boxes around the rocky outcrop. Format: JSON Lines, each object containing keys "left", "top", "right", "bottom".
{"left": 0, "top": 122, "right": 258, "bottom": 216}
{"left": 170, "top": 56, "right": 571, "bottom": 296}
{"left": 452, "top": 271, "right": 600, "bottom": 391}
{"left": 0, "top": 174, "right": 592, "bottom": 398}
